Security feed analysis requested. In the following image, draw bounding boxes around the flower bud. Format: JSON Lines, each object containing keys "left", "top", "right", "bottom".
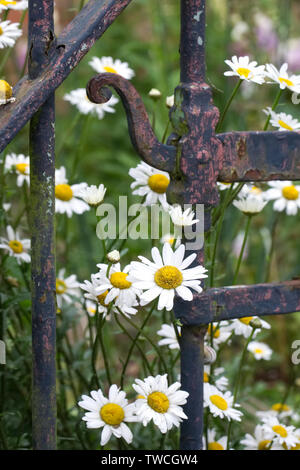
{"left": 107, "top": 250, "right": 120, "bottom": 263}
{"left": 166, "top": 95, "right": 174, "bottom": 108}
{"left": 148, "top": 88, "right": 162, "bottom": 101}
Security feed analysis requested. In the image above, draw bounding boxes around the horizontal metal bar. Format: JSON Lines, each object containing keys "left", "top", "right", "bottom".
{"left": 0, "top": 0, "right": 133, "bottom": 153}
{"left": 174, "top": 280, "right": 300, "bottom": 325}
{"left": 217, "top": 131, "right": 300, "bottom": 182}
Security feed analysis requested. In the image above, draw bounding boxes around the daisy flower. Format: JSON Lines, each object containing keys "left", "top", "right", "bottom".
{"left": 132, "top": 374, "right": 189, "bottom": 434}
{"left": 78, "top": 384, "right": 137, "bottom": 446}
{"left": 203, "top": 383, "right": 243, "bottom": 421}
{"left": 160, "top": 233, "right": 181, "bottom": 249}
{"left": 85, "top": 299, "right": 98, "bottom": 317}
{"left": 233, "top": 194, "right": 268, "bottom": 215}
{"left": 228, "top": 316, "right": 271, "bottom": 339}
{"left": 264, "top": 181, "right": 300, "bottom": 215}
{"left": 204, "top": 366, "right": 229, "bottom": 391}
{"left": 247, "top": 341, "right": 272, "bottom": 360}
{"left": 129, "top": 242, "right": 208, "bottom": 311}
{"left": 240, "top": 184, "right": 264, "bottom": 197}
{"left": 203, "top": 428, "right": 228, "bottom": 450}
{"left": 89, "top": 56, "right": 135, "bottom": 80}
{"left": 257, "top": 403, "right": 296, "bottom": 421}
{"left": 261, "top": 416, "right": 299, "bottom": 449}
{"left": 224, "top": 56, "right": 266, "bottom": 84}
{"left": 63, "top": 88, "right": 118, "bottom": 120}
{"left": 205, "top": 322, "right": 232, "bottom": 350}
{"left": 241, "top": 424, "right": 282, "bottom": 450}
{"left": 79, "top": 183, "right": 106, "bottom": 207}
{"left": 0, "top": 225, "right": 30, "bottom": 264}
{"left": 55, "top": 166, "right": 90, "bottom": 217}
{"left": 0, "top": 1, "right": 28, "bottom": 11}
{"left": 157, "top": 323, "right": 180, "bottom": 350}
{"left": 0, "top": 79, "right": 15, "bottom": 106}
{"left": 217, "top": 182, "right": 238, "bottom": 191}
{"left": 0, "top": 21, "right": 22, "bottom": 48}
{"left": 129, "top": 161, "right": 170, "bottom": 209}
{"left": 5, "top": 153, "right": 29, "bottom": 186}
{"left": 56, "top": 268, "right": 80, "bottom": 309}
{"left": 265, "top": 63, "right": 300, "bottom": 93}
{"left": 263, "top": 108, "right": 300, "bottom": 132}
{"left": 169, "top": 205, "right": 199, "bottom": 227}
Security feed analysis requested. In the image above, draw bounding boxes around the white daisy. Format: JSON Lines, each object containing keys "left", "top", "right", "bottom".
{"left": 204, "top": 366, "right": 229, "bottom": 391}
{"left": 79, "top": 184, "right": 106, "bottom": 207}
{"left": 203, "top": 428, "right": 228, "bottom": 450}
{"left": 0, "top": 1, "right": 28, "bottom": 11}
{"left": 63, "top": 88, "right": 118, "bottom": 120}
{"left": 224, "top": 56, "right": 266, "bottom": 84}
{"left": 265, "top": 63, "right": 300, "bottom": 93}
{"left": 0, "top": 20, "right": 22, "bottom": 48}
{"left": 0, "top": 225, "right": 30, "bottom": 264}
{"left": 217, "top": 182, "right": 238, "bottom": 191}
{"left": 157, "top": 323, "right": 180, "bottom": 350}
{"left": 129, "top": 161, "right": 170, "bottom": 209}
{"left": 89, "top": 56, "right": 135, "bottom": 80}
{"left": 0, "top": 79, "right": 15, "bottom": 106}
{"left": 247, "top": 341, "right": 272, "bottom": 360}
{"left": 256, "top": 403, "right": 295, "bottom": 421}
{"left": 228, "top": 316, "right": 271, "bottom": 339}
{"left": 55, "top": 166, "right": 90, "bottom": 217}
{"left": 241, "top": 424, "right": 282, "bottom": 450}
{"left": 129, "top": 243, "right": 208, "bottom": 311}
{"left": 240, "top": 184, "right": 264, "bottom": 197}
{"left": 233, "top": 194, "right": 268, "bottom": 215}
{"left": 3, "top": 202, "right": 11, "bottom": 211}
{"left": 169, "top": 205, "right": 199, "bottom": 227}
{"left": 205, "top": 322, "right": 232, "bottom": 350}
{"left": 264, "top": 181, "right": 300, "bottom": 215}
{"left": 261, "top": 416, "right": 299, "bottom": 449}
{"left": 160, "top": 233, "right": 181, "bottom": 249}
{"left": 263, "top": 108, "right": 300, "bottom": 132}
{"left": 203, "top": 383, "right": 243, "bottom": 421}
{"left": 132, "top": 374, "right": 189, "bottom": 434}
{"left": 5, "top": 153, "right": 30, "bottom": 186}
{"left": 56, "top": 268, "right": 80, "bottom": 309}
{"left": 78, "top": 384, "right": 137, "bottom": 446}
{"left": 85, "top": 299, "right": 98, "bottom": 317}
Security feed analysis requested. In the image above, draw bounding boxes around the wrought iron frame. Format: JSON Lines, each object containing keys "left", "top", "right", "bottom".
{"left": 1, "top": 0, "right": 300, "bottom": 450}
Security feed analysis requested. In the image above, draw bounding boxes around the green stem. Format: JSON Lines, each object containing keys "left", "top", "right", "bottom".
{"left": 263, "top": 88, "right": 283, "bottom": 131}
{"left": 216, "top": 79, "right": 242, "bottom": 133}
{"left": 161, "top": 118, "right": 170, "bottom": 144}
{"left": 232, "top": 215, "right": 252, "bottom": 285}
{"left": 264, "top": 212, "right": 280, "bottom": 283}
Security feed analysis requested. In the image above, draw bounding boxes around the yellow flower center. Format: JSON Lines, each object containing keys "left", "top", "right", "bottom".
{"left": 97, "top": 290, "right": 109, "bottom": 306}
{"left": 272, "top": 425, "right": 288, "bottom": 438}
{"left": 278, "top": 120, "right": 293, "bottom": 131}
{"left": 208, "top": 442, "right": 224, "bottom": 450}
{"left": 236, "top": 67, "right": 251, "bottom": 78}
{"left": 56, "top": 279, "right": 67, "bottom": 295}
{"left": 203, "top": 372, "right": 209, "bottom": 383}
{"left": 0, "top": 1, "right": 17, "bottom": 5}
{"left": 55, "top": 184, "right": 73, "bottom": 201}
{"left": 282, "top": 185, "right": 299, "bottom": 201}
{"left": 279, "top": 77, "right": 294, "bottom": 87}
{"left": 239, "top": 316, "right": 253, "bottom": 325}
{"left": 154, "top": 265, "right": 183, "bottom": 289}
{"left": 15, "top": 163, "right": 29, "bottom": 175}
{"left": 8, "top": 240, "right": 23, "bottom": 254}
{"left": 0, "top": 79, "right": 13, "bottom": 99}
{"left": 148, "top": 174, "right": 170, "bottom": 194}
{"left": 271, "top": 403, "right": 290, "bottom": 412}
{"left": 137, "top": 394, "right": 145, "bottom": 399}
{"left": 0, "top": 27, "right": 3, "bottom": 36}
{"left": 147, "top": 391, "right": 170, "bottom": 413}
{"left": 258, "top": 439, "right": 271, "bottom": 450}
{"left": 110, "top": 272, "right": 132, "bottom": 289}
{"left": 87, "top": 306, "right": 96, "bottom": 316}
{"left": 250, "top": 186, "right": 262, "bottom": 195}
{"left": 283, "top": 441, "right": 300, "bottom": 450}
{"left": 103, "top": 65, "right": 117, "bottom": 74}
{"left": 254, "top": 348, "right": 263, "bottom": 354}
{"left": 100, "top": 403, "right": 125, "bottom": 426}
{"left": 210, "top": 395, "right": 228, "bottom": 411}
{"left": 207, "top": 324, "right": 220, "bottom": 338}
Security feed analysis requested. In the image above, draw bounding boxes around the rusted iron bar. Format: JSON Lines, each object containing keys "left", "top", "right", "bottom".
{"left": 0, "top": 0, "right": 133, "bottom": 152}
{"left": 29, "top": 0, "right": 56, "bottom": 450}
{"left": 174, "top": 280, "right": 300, "bottom": 326}
{"left": 217, "top": 131, "right": 300, "bottom": 182}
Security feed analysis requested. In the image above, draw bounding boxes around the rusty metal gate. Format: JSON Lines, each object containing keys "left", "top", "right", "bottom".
{"left": 1, "top": 0, "right": 300, "bottom": 450}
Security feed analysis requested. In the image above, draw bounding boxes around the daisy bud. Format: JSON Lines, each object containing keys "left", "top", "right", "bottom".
{"left": 148, "top": 88, "right": 162, "bottom": 101}
{"left": 107, "top": 250, "right": 120, "bottom": 263}
{"left": 250, "top": 318, "right": 262, "bottom": 330}
{"left": 204, "top": 344, "right": 217, "bottom": 364}
{"left": 79, "top": 184, "right": 106, "bottom": 207}
{"left": 166, "top": 95, "right": 174, "bottom": 108}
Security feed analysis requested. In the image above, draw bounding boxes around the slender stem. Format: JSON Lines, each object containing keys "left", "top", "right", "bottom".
{"left": 216, "top": 79, "right": 242, "bottom": 133}
{"left": 263, "top": 88, "right": 283, "bottom": 131}
{"left": 232, "top": 215, "right": 252, "bottom": 285}
{"left": 98, "top": 316, "right": 112, "bottom": 386}
{"left": 264, "top": 212, "right": 280, "bottom": 283}
{"left": 161, "top": 118, "right": 170, "bottom": 144}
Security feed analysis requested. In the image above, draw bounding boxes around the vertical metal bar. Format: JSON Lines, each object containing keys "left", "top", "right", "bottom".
{"left": 179, "top": 0, "right": 208, "bottom": 450}
{"left": 28, "top": 0, "right": 56, "bottom": 450}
